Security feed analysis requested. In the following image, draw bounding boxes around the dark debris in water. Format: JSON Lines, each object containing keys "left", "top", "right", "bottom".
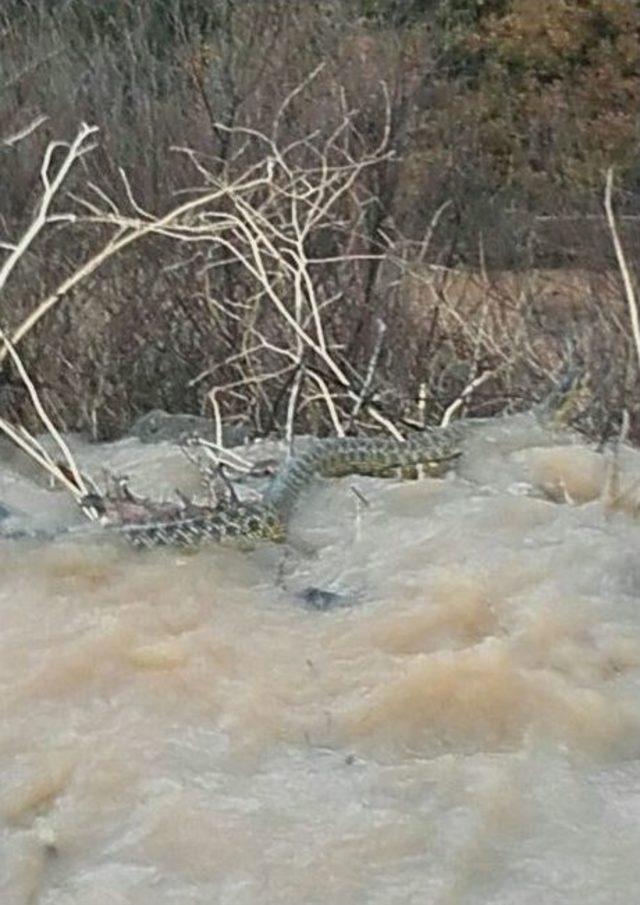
{"left": 298, "top": 586, "right": 354, "bottom": 611}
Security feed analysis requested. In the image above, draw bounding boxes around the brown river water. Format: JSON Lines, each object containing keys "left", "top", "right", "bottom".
{"left": 2, "top": 414, "right": 640, "bottom": 904}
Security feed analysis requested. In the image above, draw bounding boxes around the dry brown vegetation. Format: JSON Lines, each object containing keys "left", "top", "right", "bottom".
{"left": 1, "top": 0, "right": 639, "bottom": 443}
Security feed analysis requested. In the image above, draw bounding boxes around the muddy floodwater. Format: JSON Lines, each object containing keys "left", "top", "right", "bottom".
{"left": 2, "top": 414, "right": 640, "bottom": 904}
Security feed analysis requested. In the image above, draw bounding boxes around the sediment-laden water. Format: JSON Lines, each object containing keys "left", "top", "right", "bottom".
{"left": 2, "top": 414, "right": 640, "bottom": 904}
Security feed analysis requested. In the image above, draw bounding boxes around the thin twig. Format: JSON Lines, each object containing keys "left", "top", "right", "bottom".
{"left": 285, "top": 365, "right": 305, "bottom": 452}
{"left": 0, "top": 416, "right": 84, "bottom": 499}
{"left": 604, "top": 167, "right": 640, "bottom": 372}
{"left": 2, "top": 114, "right": 49, "bottom": 148}
{"left": 350, "top": 318, "right": 386, "bottom": 421}
{"left": 0, "top": 328, "right": 93, "bottom": 503}
{"left": 441, "top": 370, "right": 494, "bottom": 427}
{"left": 0, "top": 123, "right": 96, "bottom": 298}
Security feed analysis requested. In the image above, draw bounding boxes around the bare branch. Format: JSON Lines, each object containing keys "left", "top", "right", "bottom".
{"left": 0, "top": 123, "right": 98, "bottom": 299}
{"left": 0, "top": 328, "right": 94, "bottom": 506}
{"left": 2, "top": 114, "right": 49, "bottom": 148}
{"left": 441, "top": 370, "right": 495, "bottom": 427}
{"left": 605, "top": 167, "right": 640, "bottom": 372}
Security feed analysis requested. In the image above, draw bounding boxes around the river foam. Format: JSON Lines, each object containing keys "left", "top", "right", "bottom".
{"left": 2, "top": 414, "right": 640, "bottom": 904}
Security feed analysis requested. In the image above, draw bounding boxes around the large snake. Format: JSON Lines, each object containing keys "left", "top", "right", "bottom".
{"left": 0, "top": 375, "right": 588, "bottom": 550}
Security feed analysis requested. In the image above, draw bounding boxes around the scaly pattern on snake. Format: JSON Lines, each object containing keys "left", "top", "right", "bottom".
{"left": 1, "top": 374, "right": 588, "bottom": 549}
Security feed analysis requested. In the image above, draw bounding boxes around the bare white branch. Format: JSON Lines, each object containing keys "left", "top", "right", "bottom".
{"left": 441, "top": 370, "right": 494, "bottom": 427}
{"left": 2, "top": 114, "right": 49, "bottom": 147}
{"left": 0, "top": 123, "right": 98, "bottom": 299}
{"left": 605, "top": 167, "right": 640, "bottom": 372}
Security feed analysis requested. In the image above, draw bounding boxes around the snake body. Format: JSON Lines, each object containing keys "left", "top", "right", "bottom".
{"left": 264, "top": 426, "right": 467, "bottom": 517}
{"left": 0, "top": 374, "right": 588, "bottom": 550}
{"left": 67, "top": 425, "right": 467, "bottom": 550}
{"left": 0, "top": 424, "right": 468, "bottom": 549}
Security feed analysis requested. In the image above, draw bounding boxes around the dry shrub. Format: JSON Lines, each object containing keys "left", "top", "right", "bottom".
{"left": 1, "top": 1, "right": 639, "bottom": 441}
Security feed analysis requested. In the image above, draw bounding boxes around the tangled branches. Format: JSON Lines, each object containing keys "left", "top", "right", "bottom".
{"left": 2, "top": 80, "right": 639, "bottom": 452}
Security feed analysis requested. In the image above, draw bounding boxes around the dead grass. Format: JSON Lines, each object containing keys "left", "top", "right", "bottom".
{"left": 0, "top": 4, "right": 638, "bottom": 444}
